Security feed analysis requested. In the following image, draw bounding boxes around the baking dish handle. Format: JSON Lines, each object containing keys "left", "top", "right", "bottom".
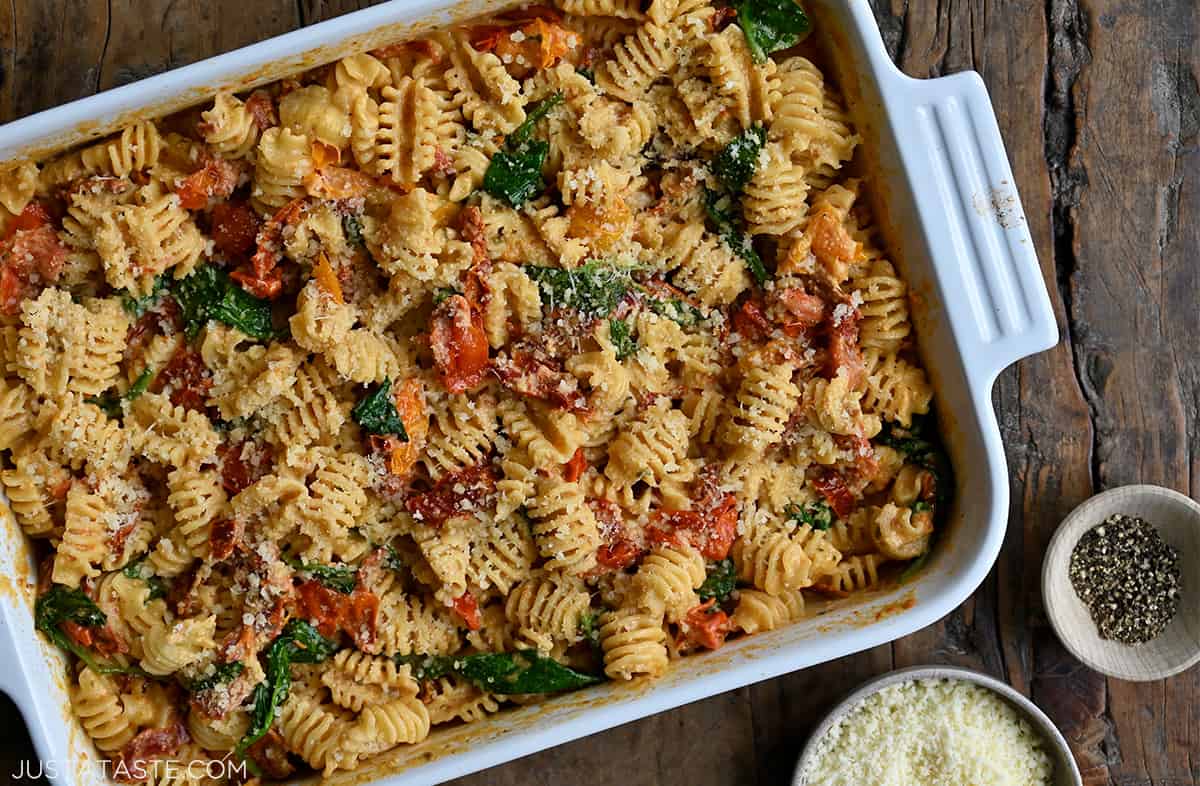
{"left": 893, "top": 71, "right": 1060, "bottom": 385}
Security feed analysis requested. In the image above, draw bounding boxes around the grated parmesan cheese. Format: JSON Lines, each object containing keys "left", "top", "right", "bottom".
{"left": 800, "top": 679, "right": 1053, "bottom": 786}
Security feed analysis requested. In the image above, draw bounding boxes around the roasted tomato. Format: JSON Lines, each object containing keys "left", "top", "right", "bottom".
{"left": 294, "top": 580, "right": 379, "bottom": 651}
{"left": 406, "top": 463, "right": 497, "bottom": 527}
{"left": 812, "top": 469, "right": 855, "bottom": 519}
{"left": 153, "top": 346, "right": 211, "bottom": 412}
{"left": 0, "top": 201, "right": 67, "bottom": 314}
{"left": 234, "top": 197, "right": 305, "bottom": 300}
{"left": 680, "top": 600, "right": 731, "bottom": 650}
{"left": 115, "top": 723, "right": 189, "bottom": 783}
{"left": 451, "top": 592, "right": 482, "bottom": 630}
{"left": 210, "top": 201, "right": 261, "bottom": 259}
{"left": 174, "top": 156, "right": 241, "bottom": 210}
{"left": 596, "top": 541, "right": 642, "bottom": 571}
{"left": 563, "top": 447, "right": 587, "bottom": 482}
{"left": 650, "top": 492, "right": 738, "bottom": 561}
{"left": 430, "top": 294, "right": 489, "bottom": 394}
{"left": 732, "top": 299, "right": 770, "bottom": 341}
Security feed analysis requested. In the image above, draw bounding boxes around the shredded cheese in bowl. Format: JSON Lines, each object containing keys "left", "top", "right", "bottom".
{"left": 800, "top": 679, "right": 1054, "bottom": 786}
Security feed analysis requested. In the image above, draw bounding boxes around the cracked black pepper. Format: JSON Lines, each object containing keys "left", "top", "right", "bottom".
{"left": 1068, "top": 514, "right": 1181, "bottom": 645}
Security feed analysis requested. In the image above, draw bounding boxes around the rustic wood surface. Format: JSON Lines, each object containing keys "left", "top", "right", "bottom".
{"left": 0, "top": 1, "right": 1197, "bottom": 784}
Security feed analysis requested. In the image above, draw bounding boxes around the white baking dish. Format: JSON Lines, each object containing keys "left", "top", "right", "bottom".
{"left": 0, "top": 1, "right": 1058, "bottom": 783}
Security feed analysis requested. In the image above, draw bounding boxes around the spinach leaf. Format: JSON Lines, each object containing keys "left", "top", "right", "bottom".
{"left": 393, "top": 653, "right": 455, "bottom": 682}
{"left": 455, "top": 651, "right": 602, "bottom": 694}
{"left": 483, "top": 92, "right": 564, "bottom": 207}
{"left": 283, "top": 619, "right": 339, "bottom": 664}
{"left": 877, "top": 415, "right": 954, "bottom": 507}
{"left": 698, "top": 558, "right": 738, "bottom": 602}
{"left": 34, "top": 586, "right": 144, "bottom": 676}
{"left": 235, "top": 620, "right": 338, "bottom": 759}
{"left": 351, "top": 378, "right": 408, "bottom": 438}
{"left": 484, "top": 141, "right": 550, "bottom": 208}
{"left": 784, "top": 500, "right": 835, "bottom": 531}
{"left": 712, "top": 125, "right": 767, "bottom": 194}
{"left": 608, "top": 319, "right": 636, "bottom": 360}
{"left": 394, "top": 650, "right": 603, "bottom": 694}
{"left": 288, "top": 558, "right": 358, "bottom": 594}
{"left": 898, "top": 548, "right": 931, "bottom": 584}
{"left": 86, "top": 366, "right": 156, "bottom": 418}
{"left": 185, "top": 661, "right": 244, "bottom": 693}
{"left": 524, "top": 260, "right": 636, "bottom": 318}
{"left": 121, "top": 557, "right": 166, "bottom": 600}
{"left": 647, "top": 297, "right": 704, "bottom": 327}
{"left": 704, "top": 189, "right": 769, "bottom": 285}
{"left": 509, "top": 93, "right": 565, "bottom": 148}
{"left": 172, "top": 265, "right": 276, "bottom": 341}
{"left": 121, "top": 276, "right": 168, "bottom": 318}
{"left": 343, "top": 214, "right": 364, "bottom": 246}
{"left": 735, "top": 0, "right": 812, "bottom": 63}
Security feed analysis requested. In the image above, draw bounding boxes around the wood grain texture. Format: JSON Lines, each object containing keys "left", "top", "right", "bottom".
{"left": 0, "top": 1, "right": 1195, "bottom": 785}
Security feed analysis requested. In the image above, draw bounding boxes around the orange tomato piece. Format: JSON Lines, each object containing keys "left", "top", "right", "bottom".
{"left": 312, "top": 252, "right": 344, "bottom": 305}
{"left": 388, "top": 378, "right": 428, "bottom": 479}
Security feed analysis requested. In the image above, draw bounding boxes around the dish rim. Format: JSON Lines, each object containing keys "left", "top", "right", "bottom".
{"left": 791, "top": 664, "right": 1084, "bottom": 786}
{"left": 0, "top": 1, "right": 1060, "bottom": 784}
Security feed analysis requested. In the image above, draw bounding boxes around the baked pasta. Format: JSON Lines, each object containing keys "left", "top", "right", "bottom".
{"left": 3, "top": 0, "right": 952, "bottom": 780}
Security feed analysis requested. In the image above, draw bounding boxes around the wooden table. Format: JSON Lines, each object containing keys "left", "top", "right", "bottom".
{"left": 0, "top": 1, "right": 1196, "bottom": 784}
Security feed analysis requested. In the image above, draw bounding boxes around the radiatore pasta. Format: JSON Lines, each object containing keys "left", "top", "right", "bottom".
{"left": 0, "top": 0, "right": 951, "bottom": 780}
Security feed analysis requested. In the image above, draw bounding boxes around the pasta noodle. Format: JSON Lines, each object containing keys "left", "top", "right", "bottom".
{"left": 11, "top": 5, "right": 951, "bottom": 778}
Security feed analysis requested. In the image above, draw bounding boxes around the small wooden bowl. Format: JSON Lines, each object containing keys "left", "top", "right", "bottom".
{"left": 1042, "top": 484, "right": 1200, "bottom": 681}
{"left": 792, "top": 665, "right": 1081, "bottom": 786}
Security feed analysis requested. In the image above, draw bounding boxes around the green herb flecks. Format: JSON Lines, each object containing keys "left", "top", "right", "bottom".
{"left": 287, "top": 558, "right": 358, "bottom": 594}
{"left": 433, "top": 286, "right": 460, "bottom": 306}
{"left": 735, "top": 0, "right": 812, "bottom": 63}
{"left": 484, "top": 92, "right": 564, "bottom": 207}
{"left": 698, "top": 558, "right": 737, "bottom": 602}
{"left": 343, "top": 214, "right": 365, "bottom": 246}
{"left": 185, "top": 661, "right": 245, "bottom": 693}
{"left": 172, "top": 265, "right": 276, "bottom": 341}
{"left": 576, "top": 67, "right": 596, "bottom": 84}
{"left": 712, "top": 125, "right": 767, "bottom": 194}
{"left": 351, "top": 378, "right": 408, "bottom": 438}
{"left": 235, "top": 620, "right": 338, "bottom": 760}
{"left": 121, "top": 276, "right": 168, "bottom": 318}
{"left": 784, "top": 500, "right": 835, "bottom": 531}
{"left": 704, "top": 189, "right": 769, "bottom": 284}
{"left": 525, "top": 259, "right": 637, "bottom": 318}
{"left": 35, "top": 586, "right": 145, "bottom": 676}
{"left": 382, "top": 544, "right": 407, "bottom": 574}
{"left": 609, "top": 319, "right": 637, "bottom": 360}
{"left": 396, "top": 650, "right": 603, "bottom": 694}
{"left": 579, "top": 611, "right": 601, "bottom": 650}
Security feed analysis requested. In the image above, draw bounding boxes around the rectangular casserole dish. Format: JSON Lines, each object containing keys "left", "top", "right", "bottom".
{"left": 0, "top": 0, "right": 1058, "bottom": 783}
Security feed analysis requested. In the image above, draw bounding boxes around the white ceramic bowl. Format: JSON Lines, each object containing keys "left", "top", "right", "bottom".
{"left": 1042, "top": 484, "right": 1200, "bottom": 681}
{"left": 793, "top": 665, "right": 1083, "bottom": 786}
{"left": 0, "top": 1, "right": 1058, "bottom": 784}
